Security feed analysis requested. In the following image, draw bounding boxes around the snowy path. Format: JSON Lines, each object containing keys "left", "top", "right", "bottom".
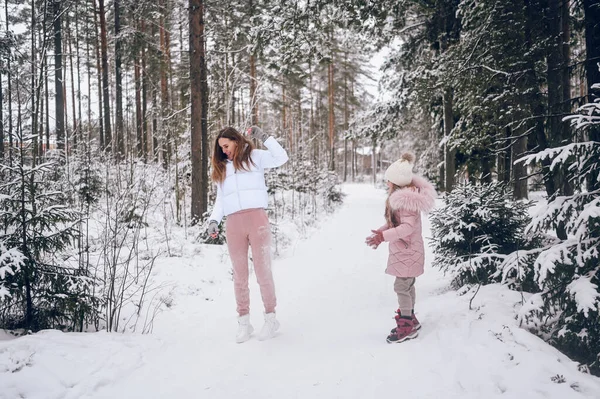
{"left": 2, "top": 183, "right": 600, "bottom": 398}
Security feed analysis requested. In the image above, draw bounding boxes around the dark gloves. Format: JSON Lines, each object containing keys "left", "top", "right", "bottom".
{"left": 207, "top": 220, "right": 219, "bottom": 238}
{"left": 365, "top": 230, "right": 384, "bottom": 249}
{"left": 246, "top": 126, "right": 269, "bottom": 142}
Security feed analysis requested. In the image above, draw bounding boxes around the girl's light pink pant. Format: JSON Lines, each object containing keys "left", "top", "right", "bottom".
{"left": 225, "top": 208, "right": 276, "bottom": 316}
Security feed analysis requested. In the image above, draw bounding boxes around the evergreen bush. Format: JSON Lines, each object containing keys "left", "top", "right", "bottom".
{"left": 518, "top": 94, "right": 600, "bottom": 375}
{"left": 430, "top": 181, "right": 541, "bottom": 291}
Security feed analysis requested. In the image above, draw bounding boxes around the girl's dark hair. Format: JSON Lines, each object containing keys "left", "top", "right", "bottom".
{"left": 211, "top": 127, "right": 255, "bottom": 183}
{"left": 385, "top": 183, "right": 401, "bottom": 227}
{"left": 384, "top": 182, "right": 417, "bottom": 227}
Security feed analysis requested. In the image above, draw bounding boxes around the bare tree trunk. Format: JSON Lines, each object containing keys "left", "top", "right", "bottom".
{"left": 98, "top": 0, "right": 112, "bottom": 153}
{"left": 352, "top": 139, "right": 356, "bottom": 181}
{"left": 308, "top": 59, "right": 316, "bottom": 162}
{"left": 45, "top": 50, "right": 50, "bottom": 154}
{"left": 0, "top": 68, "right": 3, "bottom": 161}
{"left": 67, "top": 14, "right": 78, "bottom": 152}
{"left": 140, "top": 19, "right": 149, "bottom": 161}
{"left": 328, "top": 61, "right": 335, "bottom": 171}
{"left": 115, "top": 0, "right": 124, "bottom": 159}
{"left": 250, "top": 54, "right": 258, "bottom": 125}
{"left": 93, "top": 0, "right": 104, "bottom": 148}
{"left": 34, "top": 0, "right": 49, "bottom": 159}
{"left": 190, "top": 0, "right": 209, "bottom": 222}
{"left": 31, "top": 0, "right": 37, "bottom": 161}
{"left": 546, "top": 0, "right": 568, "bottom": 194}
{"left": 75, "top": 2, "right": 82, "bottom": 150}
{"left": 5, "top": 0, "right": 12, "bottom": 164}
{"left": 86, "top": 1, "right": 92, "bottom": 138}
{"left": 249, "top": 0, "right": 258, "bottom": 125}
{"left": 584, "top": 0, "right": 600, "bottom": 104}
{"left": 152, "top": 89, "right": 159, "bottom": 162}
{"left": 560, "top": 0, "right": 573, "bottom": 197}
{"left": 282, "top": 83, "right": 287, "bottom": 146}
{"left": 160, "top": 6, "right": 171, "bottom": 168}
{"left": 371, "top": 137, "right": 376, "bottom": 185}
{"left": 583, "top": 0, "right": 600, "bottom": 192}
{"left": 443, "top": 88, "right": 455, "bottom": 191}
{"left": 343, "top": 51, "right": 349, "bottom": 182}
{"left": 53, "top": 0, "right": 65, "bottom": 151}
{"left": 135, "top": 45, "right": 143, "bottom": 158}
{"left": 512, "top": 134, "right": 528, "bottom": 199}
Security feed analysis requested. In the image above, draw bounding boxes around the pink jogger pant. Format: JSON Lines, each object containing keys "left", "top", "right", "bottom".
{"left": 225, "top": 208, "right": 276, "bottom": 316}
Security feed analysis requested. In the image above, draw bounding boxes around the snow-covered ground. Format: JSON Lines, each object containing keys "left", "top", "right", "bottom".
{"left": 1, "top": 183, "right": 600, "bottom": 399}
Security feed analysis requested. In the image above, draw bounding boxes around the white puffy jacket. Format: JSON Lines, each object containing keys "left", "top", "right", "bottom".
{"left": 209, "top": 136, "right": 288, "bottom": 224}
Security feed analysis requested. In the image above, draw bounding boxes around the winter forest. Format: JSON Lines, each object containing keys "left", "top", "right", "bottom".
{"left": 1, "top": 0, "right": 600, "bottom": 396}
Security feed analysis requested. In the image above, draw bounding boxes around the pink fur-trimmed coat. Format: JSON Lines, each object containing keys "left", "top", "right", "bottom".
{"left": 378, "top": 175, "right": 437, "bottom": 278}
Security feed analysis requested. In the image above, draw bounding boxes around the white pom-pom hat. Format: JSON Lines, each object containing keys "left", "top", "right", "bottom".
{"left": 384, "top": 152, "right": 415, "bottom": 187}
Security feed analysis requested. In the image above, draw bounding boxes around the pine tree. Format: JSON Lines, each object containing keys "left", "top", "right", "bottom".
{"left": 519, "top": 90, "right": 600, "bottom": 376}
{"left": 430, "top": 182, "right": 540, "bottom": 290}
{"left": 0, "top": 160, "right": 91, "bottom": 331}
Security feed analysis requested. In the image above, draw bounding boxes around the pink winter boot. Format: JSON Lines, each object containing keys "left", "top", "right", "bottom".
{"left": 390, "top": 309, "right": 421, "bottom": 333}
{"left": 387, "top": 316, "right": 418, "bottom": 343}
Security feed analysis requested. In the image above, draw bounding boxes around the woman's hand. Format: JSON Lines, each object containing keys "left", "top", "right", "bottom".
{"left": 246, "top": 126, "right": 269, "bottom": 142}
{"left": 207, "top": 220, "right": 219, "bottom": 238}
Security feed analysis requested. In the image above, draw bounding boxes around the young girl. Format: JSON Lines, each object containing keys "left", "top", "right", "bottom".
{"left": 365, "top": 152, "right": 436, "bottom": 343}
{"left": 207, "top": 126, "right": 288, "bottom": 343}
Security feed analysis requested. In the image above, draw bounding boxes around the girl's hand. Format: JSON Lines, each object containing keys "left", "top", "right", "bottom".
{"left": 365, "top": 230, "right": 384, "bottom": 249}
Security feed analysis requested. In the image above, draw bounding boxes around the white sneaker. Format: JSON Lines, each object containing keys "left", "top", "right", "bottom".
{"left": 258, "top": 312, "right": 280, "bottom": 341}
{"left": 236, "top": 314, "right": 254, "bottom": 343}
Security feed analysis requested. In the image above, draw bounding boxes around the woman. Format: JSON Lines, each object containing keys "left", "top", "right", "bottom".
{"left": 207, "top": 126, "right": 288, "bottom": 343}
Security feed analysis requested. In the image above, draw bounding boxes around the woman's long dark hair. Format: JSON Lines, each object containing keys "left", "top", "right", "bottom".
{"left": 211, "top": 127, "right": 255, "bottom": 183}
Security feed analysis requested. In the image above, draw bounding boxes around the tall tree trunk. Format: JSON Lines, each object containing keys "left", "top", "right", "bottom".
{"left": 45, "top": 50, "right": 50, "bottom": 153}
{"left": 98, "top": 0, "right": 112, "bottom": 153}
{"left": 308, "top": 60, "right": 317, "bottom": 163}
{"left": 443, "top": 88, "right": 455, "bottom": 191}
{"left": 190, "top": 0, "right": 209, "bottom": 222}
{"left": 160, "top": 6, "right": 171, "bottom": 168}
{"left": 135, "top": 47, "right": 143, "bottom": 158}
{"left": 328, "top": 61, "right": 335, "bottom": 171}
{"left": 34, "top": 1, "right": 49, "bottom": 159}
{"left": 93, "top": 0, "right": 104, "bottom": 148}
{"left": 152, "top": 89, "right": 159, "bottom": 162}
{"left": 522, "top": 0, "right": 553, "bottom": 196}
{"left": 115, "top": 0, "right": 124, "bottom": 159}
{"left": 512, "top": 134, "right": 528, "bottom": 199}
{"left": 250, "top": 54, "right": 258, "bottom": 125}
{"left": 584, "top": 0, "right": 600, "bottom": 104}
{"left": 249, "top": 0, "right": 258, "bottom": 125}
{"left": 0, "top": 68, "right": 3, "bottom": 161}
{"left": 561, "top": 0, "right": 573, "bottom": 196}
{"left": 282, "top": 84, "right": 287, "bottom": 148}
{"left": 67, "top": 14, "right": 78, "bottom": 152}
{"left": 86, "top": 1, "right": 92, "bottom": 139}
{"left": 343, "top": 52, "right": 349, "bottom": 182}
{"left": 371, "top": 137, "right": 376, "bottom": 184}
{"left": 141, "top": 20, "right": 149, "bottom": 162}
{"left": 583, "top": 0, "right": 600, "bottom": 192}
{"left": 53, "top": 0, "right": 65, "bottom": 151}
{"left": 546, "top": 0, "right": 565, "bottom": 151}
{"left": 63, "top": 59, "right": 69, "bottom": 156}
{"left": 5, "top": 0, "right": 12, "bottom": 164}
{"left": 31, "top": 0, "right": 37, "bottom": 161}
{"left": 546, "top": 0, "right": 571, "bottom": 237}
{"left": 75, "top": 1, "right": 83, "bottom": 151}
